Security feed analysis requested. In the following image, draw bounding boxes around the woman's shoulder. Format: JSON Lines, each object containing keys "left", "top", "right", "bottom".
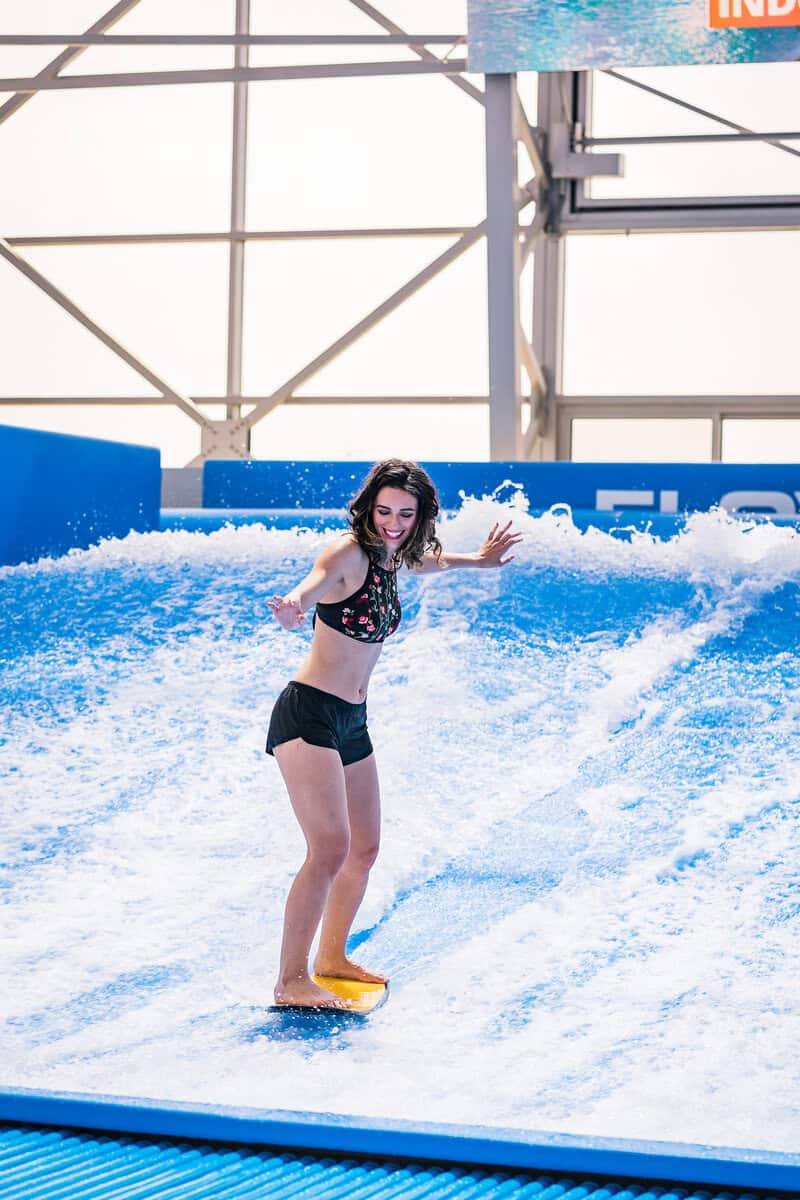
{"left": 314, "top": 533, "right": 371, "bottom": 597}
{"left": 317, "top": 531, "right": 368, "bottom": 570}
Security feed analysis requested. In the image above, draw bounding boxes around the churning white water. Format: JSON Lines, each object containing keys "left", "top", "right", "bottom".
{"left": 2, "top": 495, "right": 799, "bottom": 1151}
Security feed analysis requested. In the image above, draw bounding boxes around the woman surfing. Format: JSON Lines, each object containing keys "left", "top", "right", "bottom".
{"left": 266, "top": 459, "right": 521, "bottom": 1010}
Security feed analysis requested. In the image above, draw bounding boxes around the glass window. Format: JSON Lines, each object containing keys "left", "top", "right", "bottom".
{"left": 565, "top": 232, "right": 800, "bottom": 396}
{"left": 571, "top": 418, "right": 712, "bottom": 462}
{"left": 722, "top": 419, "right": 800, "bottom": 463}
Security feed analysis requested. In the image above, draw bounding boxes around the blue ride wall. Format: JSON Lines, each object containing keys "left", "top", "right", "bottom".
{"left": 0, "top": 424, "right": 160, "bottom": 567}
{"left": 204, "top": 460, "right": 800, "bottom": 516}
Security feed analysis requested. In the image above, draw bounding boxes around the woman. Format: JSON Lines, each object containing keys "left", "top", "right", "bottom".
{"left": 267, "top": 459, "right": 521, "bottom": 1009}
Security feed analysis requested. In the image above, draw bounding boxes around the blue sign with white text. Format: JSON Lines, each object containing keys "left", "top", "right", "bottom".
{"left": 204, "top": 460, "right": 800, "bottom": 517}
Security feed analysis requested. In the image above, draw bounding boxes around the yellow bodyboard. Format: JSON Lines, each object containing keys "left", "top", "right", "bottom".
{"left": 311, "top": 974, "right": 388, "bottom": 1014}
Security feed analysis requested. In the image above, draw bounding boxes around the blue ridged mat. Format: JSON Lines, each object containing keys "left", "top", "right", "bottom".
{"left": 0, "top": 1122, "right": 791, "bottom": 1200}
{"left": 0, "top": 1089, "right": 798, "bottom": 1198}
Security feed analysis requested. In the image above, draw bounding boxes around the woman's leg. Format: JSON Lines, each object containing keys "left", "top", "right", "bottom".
{"left": 273, "top": 737, "right": 352, "bottom": 1007}
{"left": 314, "top": 752, "right": 386, "bottom": 984}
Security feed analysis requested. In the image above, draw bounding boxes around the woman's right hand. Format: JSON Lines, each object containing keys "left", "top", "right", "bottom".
{"left": 267, "top": 595, "right": 306, "bottom": 630}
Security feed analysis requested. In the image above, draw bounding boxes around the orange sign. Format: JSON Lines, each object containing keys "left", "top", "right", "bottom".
{"left": 709, "top": 0, "right": 800, "bottom": 27}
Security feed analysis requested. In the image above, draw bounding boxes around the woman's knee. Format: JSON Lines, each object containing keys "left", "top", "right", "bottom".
{"left": 346, "top": 838, "right": 380, "bottom": 873}
{"left": 307, "top": 831, "right": 351, "bottom": 877}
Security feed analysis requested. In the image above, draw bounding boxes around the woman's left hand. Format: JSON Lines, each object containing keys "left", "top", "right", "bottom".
{"left": 476, "top": 520, "right": 523, "bottom": 568}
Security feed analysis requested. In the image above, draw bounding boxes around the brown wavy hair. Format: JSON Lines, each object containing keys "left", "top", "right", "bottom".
{"left": 349, "top": 459, "right": 442, "bottom": 569}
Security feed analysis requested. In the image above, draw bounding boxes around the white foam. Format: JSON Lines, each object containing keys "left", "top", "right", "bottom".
{"left": 2, "top": 501, "right": 799, "bottom": 1150}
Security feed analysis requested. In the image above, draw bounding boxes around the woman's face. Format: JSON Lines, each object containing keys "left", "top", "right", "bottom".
{"left": 372, "top": 486, "right": 418, "bottom": 553}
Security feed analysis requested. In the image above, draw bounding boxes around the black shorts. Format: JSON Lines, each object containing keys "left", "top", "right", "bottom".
{"left": 266, "top": 680, "right": 373, "bottom": 767}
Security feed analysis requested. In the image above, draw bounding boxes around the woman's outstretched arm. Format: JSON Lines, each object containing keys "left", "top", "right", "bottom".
{"left": 413, "top": 520, "right": 523, "bottom": 574}
{"left": 267, "top": 537, "right": 362, "bottom": 629}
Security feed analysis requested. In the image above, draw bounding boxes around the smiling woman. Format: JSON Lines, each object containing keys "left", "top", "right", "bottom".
{"left": 264, "top": 457, "right": 521, "bottom": 1011}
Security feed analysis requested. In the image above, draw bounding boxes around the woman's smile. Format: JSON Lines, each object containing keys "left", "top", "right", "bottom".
{"left": 374, "top": 485, "right": 418, "bottom": 548}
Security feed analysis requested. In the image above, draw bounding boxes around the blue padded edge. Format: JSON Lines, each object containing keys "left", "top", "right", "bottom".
{"left": 0, "top": 424, "right": 160, "bottom": 566}
{"left": 0, "top": 1087, "right": 798, "bottom": 1192}
{"left": 203, "top": 459, "right": 800, "bottom": 517}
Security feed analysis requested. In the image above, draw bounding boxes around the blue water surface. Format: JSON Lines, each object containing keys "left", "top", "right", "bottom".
{"left": 1, "top": 502, "right": 799, "bottom": 1147}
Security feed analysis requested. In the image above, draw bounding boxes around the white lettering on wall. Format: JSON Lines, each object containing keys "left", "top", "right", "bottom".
{"left": 719, "top": 490, "right": 799, "bottom": 514}
{"left": 595, "top": 490, "right": 654, "bottom": 511}
{"left": 734, "top": 0, "right": 765, "bottom": 15}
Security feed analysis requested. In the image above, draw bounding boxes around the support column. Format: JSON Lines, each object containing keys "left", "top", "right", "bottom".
{"left": 531, "top": 73, "right": 569, "bottom": 460}
{"left": 532, "top": 233, "right": 565, "bottom": 458}
{"left": 484, "top": 73, "right": 522, "bottom": 460}
{"left": 225, "top": 0, "right": 250, "bottom": 454}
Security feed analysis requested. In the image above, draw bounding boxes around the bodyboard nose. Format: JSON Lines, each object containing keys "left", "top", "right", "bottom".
{"left": 311, "top": 974, "right": 389, "bottom": 1014}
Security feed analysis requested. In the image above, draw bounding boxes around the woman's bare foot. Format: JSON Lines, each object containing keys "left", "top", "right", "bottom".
{"left": 274, "top": 976, "right": 352, "bottom": 1009}
{"left": 313, "top": 957, "right": 387, "bottom": 984}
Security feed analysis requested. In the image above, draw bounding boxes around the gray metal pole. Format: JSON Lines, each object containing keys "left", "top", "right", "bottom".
{"left": 484, "top": 73, "right": 521, "bottom": 460}
{"left": 532, "top": 74, "right": 569, "bottom": 459}
{"left": 226, "top": 0, "right": 249, "bottom": 435}
{"left": 532, "top": 236, "right": 565, "bottom": 458}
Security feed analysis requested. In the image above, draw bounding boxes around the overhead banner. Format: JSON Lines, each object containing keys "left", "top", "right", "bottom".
{"left": 467, "top": 0, "right": 800, "bottom": 72}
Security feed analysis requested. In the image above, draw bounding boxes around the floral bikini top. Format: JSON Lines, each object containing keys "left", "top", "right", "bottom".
{"left": 314, "top": 556, "right": 401, "bottom": 643}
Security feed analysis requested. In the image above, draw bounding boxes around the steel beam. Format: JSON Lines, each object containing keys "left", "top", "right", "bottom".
{"left": 485, "top": 74, "right": 522, "bottom": 459}
{"left": 0, "top": 0, "right": 143, "bottom": 125}
{"left": 602, "top": 68, "right": 800, "bottom": 162}
{"left": 528, "top": 75, "right": 570, "bottom": 459}
{"left": 518, "top": 207, "right": 547, "bottom": 269}
{"left": 582, "top": 130, "right": 800, "bottom": 146}
{"left": 557, "top": 395, "right": 800, "bottom": 413}
{"left": 7, "top": 227, "right": 475, "bottom": 246}
{"left": 514, "top": 96, "right": 548, "bottom": 184}
{"left": 562, "top": 205, "right": 800, "bottom": 233}
{"left": 6, "top": 395, "right": 799, "bottom": 416}
{"left": 0, "top": 34, "right": 466, "bottom": 47}
{"left": 519, "top": 329, "right": 546, "bottom": 400}
{"left": 0, "top": 238, "right": 211, "bottom": 429}
{"left": 347, "top": 0, "right": 482, "bottom": 105}
{"left": 0, "top": 60, "right": 469, "bottom": 93}
{"left": 531, "top": 233, "right": 566, "bottom": 458}
{"left": 0, "top": 395, "right": 491, "bottom": 406}
{"left": 226, "top": 0, "right": 249, "bottom": 434}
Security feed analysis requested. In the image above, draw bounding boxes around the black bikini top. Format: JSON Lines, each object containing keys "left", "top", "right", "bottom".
{"left": 314, "top": 557, "right": 401, "bottom": 643}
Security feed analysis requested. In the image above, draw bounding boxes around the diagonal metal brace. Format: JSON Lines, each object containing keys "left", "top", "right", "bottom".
{"left": 0, "top": 238, "right": 212, "bottom": 430}
{"left": 518, "top": 327, "right": 546, "bottom": 400}
{"left": 518, "top": 205, "right": 548, "bottom": 268}
{"left": 241, "top": 225, "right": 486, "bottom": 430}
{"left": 0, "top": 0, "right": 143, "bottom": 125}
{"left": 515, "top": 96, "right": 549, "bottom": 185}
{"left": 243, "top": 181, "right": 538, "bottom": 431}
{"left": 347, "top": 0, "right": 483, "bottom": 105}
{"left": 522, "top": 392, "right": 547, "bottom": 458}
{"left": 604, "top": 68, "right": 800, "bottom": 163}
